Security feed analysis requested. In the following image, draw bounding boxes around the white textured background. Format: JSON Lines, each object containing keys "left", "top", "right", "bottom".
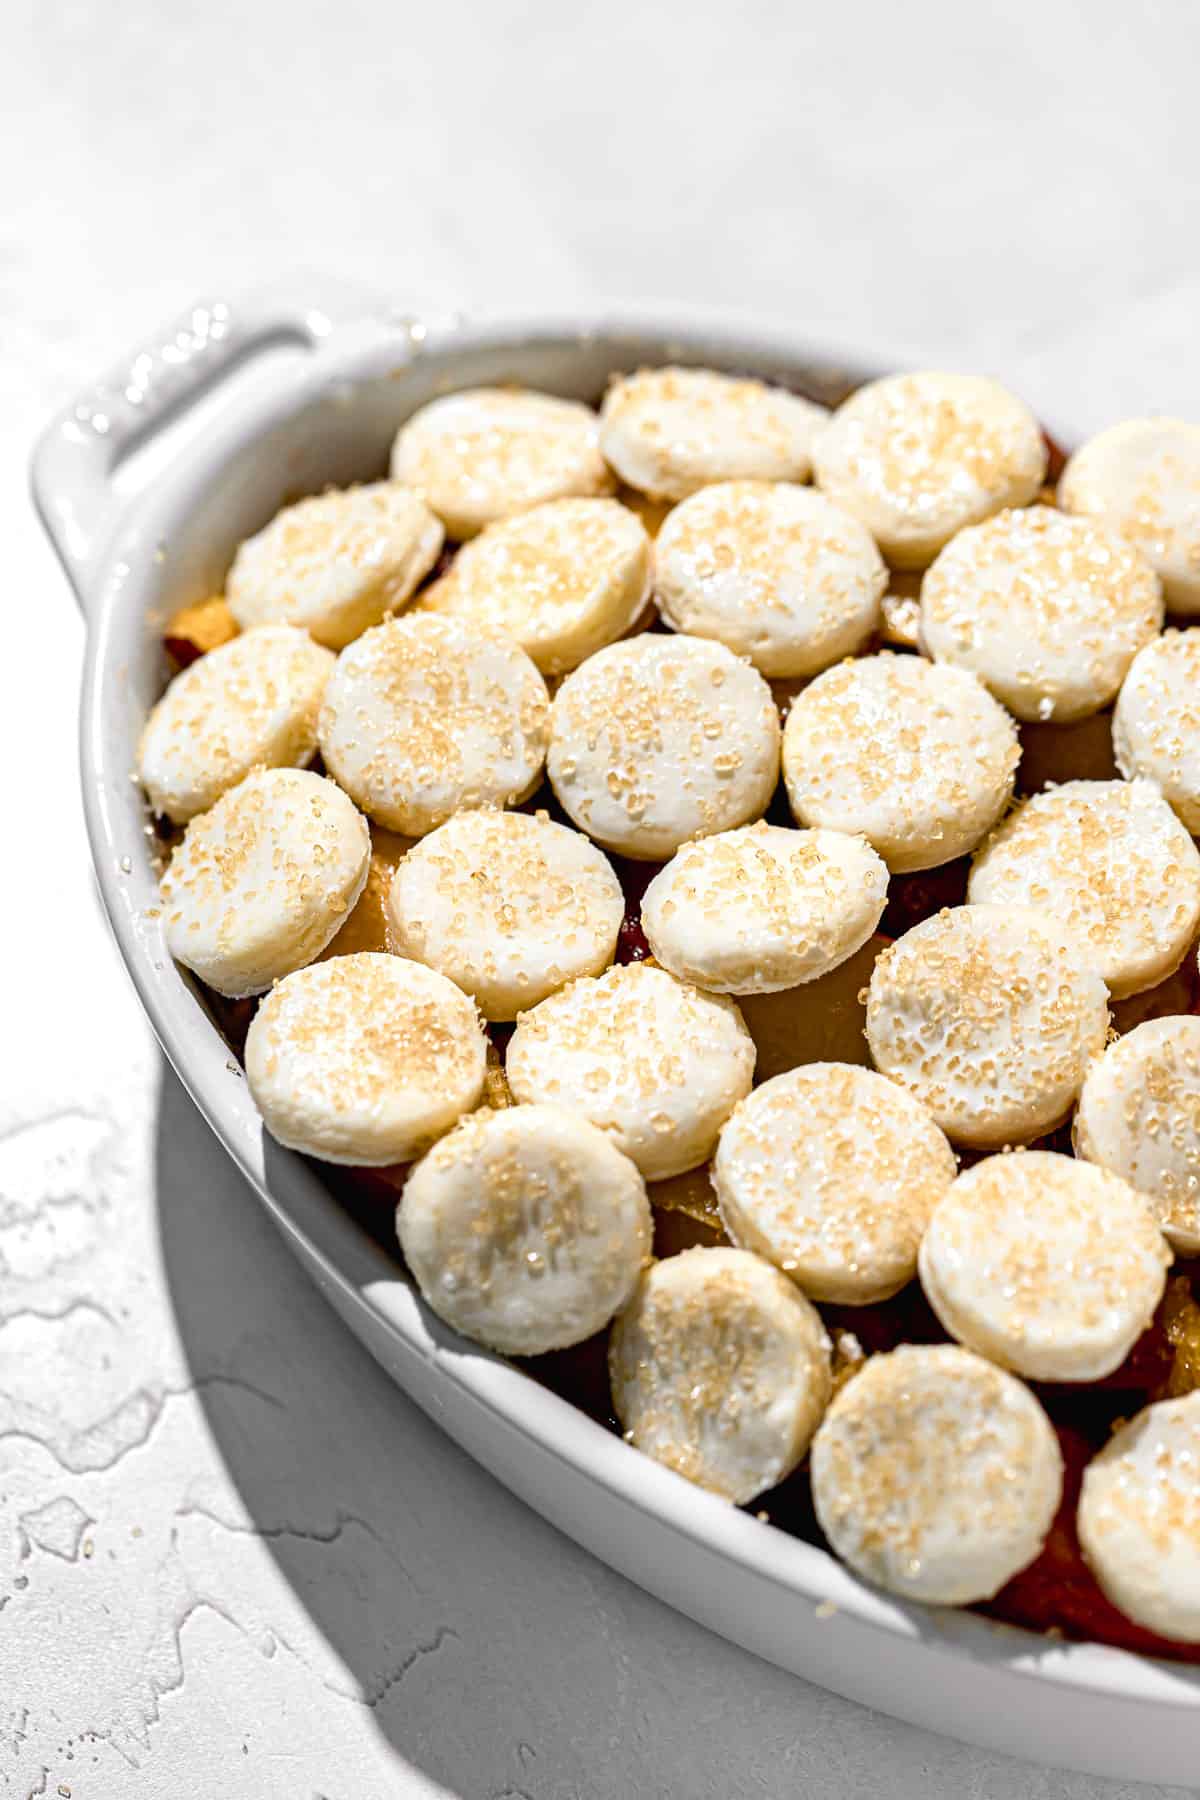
{"left": 5, "top": 2, "right": 1200, "bottom": 1794}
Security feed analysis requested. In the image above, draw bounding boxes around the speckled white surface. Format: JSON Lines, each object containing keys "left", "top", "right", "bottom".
{"left": 6, "top": 2, "right": 1200, "bottom": 1794}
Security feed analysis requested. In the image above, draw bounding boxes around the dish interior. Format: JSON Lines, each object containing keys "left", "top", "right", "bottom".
{"left": 94, "top": 315, "right": 1200, "bottom": 1689}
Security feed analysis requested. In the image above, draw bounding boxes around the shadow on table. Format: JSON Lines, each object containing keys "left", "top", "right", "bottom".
{"left": 156, "top": 1056, "right": 804, "bottom": 1798}
{"left": 154, "top": 1058, "right": 1151, "bottom": 1800}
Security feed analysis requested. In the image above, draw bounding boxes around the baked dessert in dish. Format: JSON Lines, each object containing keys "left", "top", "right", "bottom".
{"left": 139, "top": 365, "right": 1200, "bottom": 1659}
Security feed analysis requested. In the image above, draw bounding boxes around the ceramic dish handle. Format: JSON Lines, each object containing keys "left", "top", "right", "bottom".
{"left": 30, "top": 283, "right": 373, "bottom": 610}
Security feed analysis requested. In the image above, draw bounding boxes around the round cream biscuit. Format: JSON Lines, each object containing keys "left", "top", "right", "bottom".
{"left": 609, "top": 1245, "right": 832, "bottom": 1504}
{"left": 389, "top": 387, "right": 613, "bottom": 539}
{"left": 599, "top": 367, "right": 828, "bottom": 503}
{"left": 865, "top": 904, "right": 1110, "bottom": 1148}
{"left": 713, "top": 1063, "right": 957, "bottom": 1305}
{"left": 919, "top": 1151, "right": 1170, "bottom": 1382}
{"left": 1078, "top": 1392, "right": 1200, "bottom": 1642}
{"left": 782, "top": 653, "right": 1019, "bottom": 872}
{"left": 398, "top": 1103, "right": 651, "bottom": 1356}
{"left": 1113, "top": 629, "right": 1200, "bottom": 832}
{"left": 811, "top": 1344, "right": 1063, "bottom": 1605}
{"left": 1060, "top": 417, "right": 1200, "bottom": 616}
{"left": 653, "top": 480, "right": 886, "bottom": 677}
{"left": 161, "top": 767, "right": 370, "bottom": 998}
{"left": 244, "top": 951, "right": 486, "bottom": 1166}
{"left": 547, "top": 634, "right": 781, "bottom": 860}
{"left": 226, "top": 482, "right": 444, "bottom": 649}
{"left": 505, "top": 961, "right": 755, "bottom": 1180}
{"left": 388, "top": 808, "right": 624, "bottom": 1021}
{"left": 318, "top": 614, "right": 550, "bottom": 836}
{"left": 1074, "top": 1017, "right": 1200, "bottom": 1254}
{"left": 138, "top": 625, "right": 334, "bottom": 823}
{"left": 921, "top": 504, "right": 1164, "bottom": 722}
{"left": 967, "top": 778, "right": 1200, "bottom": 999}
{"left": 813, "top": 371, "right": 1046, "bottom": 569}
{"left": 640, "top": 822, "right": 888, "bottom": 995}
{"left": 417, "top": 496, "right": 651, "bottom": 675}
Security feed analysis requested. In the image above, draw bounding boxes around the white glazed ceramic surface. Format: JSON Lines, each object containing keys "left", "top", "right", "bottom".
{"left": 32, "top": 289, "right": 1200, "bottom": 1784}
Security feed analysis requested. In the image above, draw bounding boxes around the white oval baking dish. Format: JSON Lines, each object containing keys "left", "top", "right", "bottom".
{"left": 32, "top": 284, "right": 1200, "bottom": 1784}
